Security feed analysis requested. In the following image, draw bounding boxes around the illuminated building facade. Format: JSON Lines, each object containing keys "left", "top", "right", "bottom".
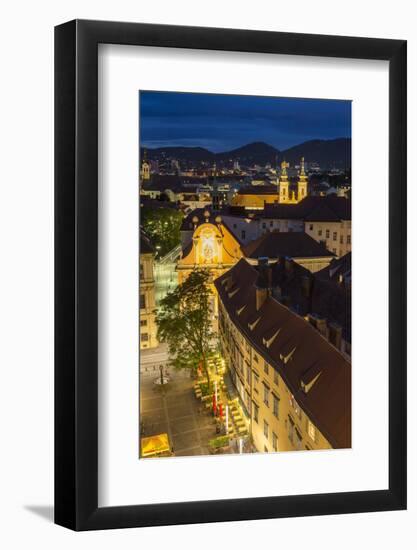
{"left": 140, "top": 230, "right": 158, "bottom": 350}
{"left": 231, "top": 158, "right": 309, "bottom": 209}
{"left": 140, "top": 149, "right": 151, "bottom": 183}
{"left": 177, "top": 210, "right": 241, "bottom": 322}
{"left": 215, "top": 258, "right": 351, "bottom": 452}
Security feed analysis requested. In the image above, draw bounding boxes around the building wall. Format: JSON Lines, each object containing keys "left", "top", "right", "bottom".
{"left": 231, "top": 193, "right": 280, "bottom": 209}
{"left": 259, "top": 218, "right": 305, "bottom": 234}
{"left": 218, "top": 301, "right": 332, "bottom": 453}
{"left": 305, "top": 220, "right": 351, "bottom": 258}
{"left": 140, "top": 252, "right": 158, "bottom": 349}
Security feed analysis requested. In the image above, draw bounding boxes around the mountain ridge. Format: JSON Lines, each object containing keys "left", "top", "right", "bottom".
{"left": 141, "top": 138, "right": 351, "bottom": 169}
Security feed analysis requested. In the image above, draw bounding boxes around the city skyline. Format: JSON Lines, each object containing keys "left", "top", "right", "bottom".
{"left": 139, "top": 91, "right": 352, "bottom": 152}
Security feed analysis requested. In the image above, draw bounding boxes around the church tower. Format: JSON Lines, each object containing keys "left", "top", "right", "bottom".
{"left": 279, "top": 160, "right": 290, "bottom": 203}
{"left": 297, "top": 157, "right": 308, "bottom": 201}
{"left": 141, "top": 149, "right": 151, "bottom": 181}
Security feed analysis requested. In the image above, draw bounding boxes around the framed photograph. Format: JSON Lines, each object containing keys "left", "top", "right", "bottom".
{"left": 55, "top": 20, "right": 407, "bottom": 530}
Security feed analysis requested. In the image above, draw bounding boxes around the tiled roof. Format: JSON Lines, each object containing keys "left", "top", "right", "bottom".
{"left": 241, "top": 231, "right": 335, "bottom": 259}
{"left": 271, "top": 256, "right": 351, "bottom": 343}
{"left": 263, "top": 196, "right": 351, "bottom": 221}
{"left": 215, "top": 258, "right": 351, "bottom": 448}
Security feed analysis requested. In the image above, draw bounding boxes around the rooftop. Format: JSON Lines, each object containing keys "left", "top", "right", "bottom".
{"left": 215, "top": 258, "right": 351, "bottom": 448}
{"left": 242, "top": 231, "right": 335, "bottom": 260}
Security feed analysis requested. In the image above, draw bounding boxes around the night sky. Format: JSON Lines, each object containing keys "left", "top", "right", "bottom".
{"left": 139, "top": 91, "right": 351, "bottom": 153}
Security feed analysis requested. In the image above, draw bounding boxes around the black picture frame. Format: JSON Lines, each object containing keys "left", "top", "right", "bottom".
{"left": 55, "top": 19, "right": 407, "bottom": 531}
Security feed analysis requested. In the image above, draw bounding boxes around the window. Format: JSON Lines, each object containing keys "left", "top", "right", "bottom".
{"left": 269, "top": 220, "right": 273, "bottom": 227}
{"left": 318, "top": 229, "right": 322, "bottom": 237}
{"left": 253, "top": 354, "right": 259, "bottom": 363}
{"left": 241, "top": 230, "right": 246, "bottom": 240}
{"left": 347, "top": 234, "right": 351, "bottom": 244}
{"left": 309, "top": 224, "right": 313, "bottom": 231}
{"left": 263, "top": 361, "right": 268, "bottom": 375}
{"left": 263, "top": 384, "right": 269, "bottom": 407}
{"left": 253, "top": 372, "right": 259, "bottom": 393}
{"left": 140, "top": 294, "right": 146, "bottom": 309}
{"left": 325, "top": 229, "right": 330, "bottom": 238}
{"left": 253, "top": 403, "right": 259, "bottom": 423}
{"left": 332, "top": 248, "right": 337, "bottom": 254}
{"left": 264, "top": 420, "right": 269, "bottom": 440}
{"left": 290, "top": 394, "right": 302, "bottom": 419}
{"left": 233, "top": 223, "right": 237, "bottom": 229}
{"left": 308, "top": 421, "right": 316, "bottom": 441}
{"left": 246, "top": 363, "right": 251, "bottom": 384}
{"left": 295, "top": 428, "right": 302, "bottom": 450}
{"left": 340, "top": 235, "right": 344, "bottom": 244}
{"left": 288, "top": 416, "right": 294, "bottom": 443}
{"left": 140, "top": 319, "right": 147, "bottom": 327}
{"left": 273, "top": 395, "right": 279, "bottom": 418}
{"left": 333, "top": 231, "right": 337, "bottom": 241}
{"left": 140, "top": 263, "right": 144, "bottom": 280}
{"left": 273, "top": 369, "right": 279, "bottom": 386}
{"left": 272, "top": 432, "right": 278, "bottom": 452}
{"left": 262, "top": 222, "right": 266, "bottom": 229}
{"left": 141, "top": 333, "right": 149, "bottom": 342}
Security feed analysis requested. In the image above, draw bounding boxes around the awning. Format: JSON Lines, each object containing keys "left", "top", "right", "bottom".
{"left": 141, "top": 433, "right": 170, "bottom": 457}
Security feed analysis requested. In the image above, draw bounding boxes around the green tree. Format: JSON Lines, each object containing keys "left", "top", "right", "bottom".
{"left": 141, "top": 207, "right": 183, "bottom": 257}
{"left": 156, "top": 269, "right": 214, "bottom": 386}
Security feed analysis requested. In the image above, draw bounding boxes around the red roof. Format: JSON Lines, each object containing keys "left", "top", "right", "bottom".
{"left": 214, "top": 259, "right": 351, "bottom": 448}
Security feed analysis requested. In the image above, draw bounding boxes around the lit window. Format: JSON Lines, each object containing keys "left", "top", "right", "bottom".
{"left": 263, "top": 385, "right": 269, "bottom": 407}
{"left": 308, "top": 421, "right": 316, "bottom": 441}
{"left": 295, "top": 428, "right": 302, "bottom": 450}
{"left": 253, "top": 403, "right": 259, "bottom": 423}
{"left": 273, "top": 395, "right": 279, "bottom": 418}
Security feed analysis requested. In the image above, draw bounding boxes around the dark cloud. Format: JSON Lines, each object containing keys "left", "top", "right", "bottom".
{"left": 139, "top": 91, "right": 351, "bottom": 152}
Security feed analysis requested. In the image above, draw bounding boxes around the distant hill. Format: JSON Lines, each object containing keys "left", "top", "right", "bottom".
{"left": 142, "top": 138, "right": 351, "bottom": 170}
{"left": 281, "top": 138, "right": 351, "bottom": 170}
{"left": 216, "top": 141, "right": 280, "bottom": 166}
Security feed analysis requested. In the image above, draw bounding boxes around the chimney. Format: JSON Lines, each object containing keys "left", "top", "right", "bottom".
{"left": 285, "top": 256, "right": 294, "bottom": 275}
{"left": 315, "top": 317, "right": 328, "bottom": 338}
{"left": 301, "top": 274, "right": 314, "bottom": 313}
{"left": 308, "top": 313, "right": 328, "bottom": 339}
{"left": 329, "top": 322, "right": 343, "bottom": 350}
{"left": 255, "top": 257, "right": 270, "bottom": 311}
{"left": 301, "top": 274, "right": 313, "bottom": 298}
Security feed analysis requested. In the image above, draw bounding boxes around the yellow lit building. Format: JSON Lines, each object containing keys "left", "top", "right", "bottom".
{"left": 140, "top": 230, "right": 157, "bottom": 350}
{"left": 215, "top": 258, "right": 351, "bottom": 452}
{"left": 140, "top": 149, "right": 151, "bottom": 183}
{"left": 177, "top": 210, "right": 241, "bottom": 320}
{"left": 231, "top": 158, "right": 309, "bottom": 209}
